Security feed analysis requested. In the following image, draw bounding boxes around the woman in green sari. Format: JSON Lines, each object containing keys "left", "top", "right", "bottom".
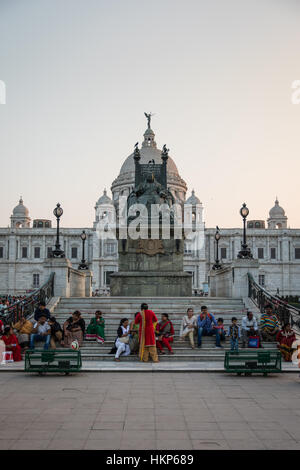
{"left": 86, "top": 310, "right": 105, "bottom": 343}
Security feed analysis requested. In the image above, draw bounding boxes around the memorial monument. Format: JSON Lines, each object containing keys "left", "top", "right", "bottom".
{"left": 110, "top": 116, "right": 192, "bottom": 297}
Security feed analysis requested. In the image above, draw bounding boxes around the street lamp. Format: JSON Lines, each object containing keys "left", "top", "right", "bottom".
{"left": 78, "top": 230, "right": 88, "bottom": 270}
{"left": 212, "top": 226, "right": 222, "bottom": 270}
{"left": 52, "top": 203, "right": 65, "bottom": 258}
{"left": 237, "top": 203, "right": 253, "bottom": 259}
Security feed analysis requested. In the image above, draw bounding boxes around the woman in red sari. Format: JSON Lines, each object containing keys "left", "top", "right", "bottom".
{"left": 276, "top": 323, "right": 296, "bottom": 362}
{"left": 135, "top": 303, "right": 159, "bottom": 363}
{"left": 156, "top": 314, "right": 175, "bottom": 354}
{"left": 1, "top": 326, "right": 22, "bottom": 362}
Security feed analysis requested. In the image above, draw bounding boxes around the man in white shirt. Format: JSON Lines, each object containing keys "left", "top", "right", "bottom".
{"left": 29, "top": 315, "right": 51, "bottom": 350}
{"left": 241, "top": 311, "right": 263, "bottom": 348}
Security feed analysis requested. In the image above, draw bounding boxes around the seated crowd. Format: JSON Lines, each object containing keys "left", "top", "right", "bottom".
{"left": 0, "top": 301, "right": 298, "bottom": 363}
{"left": 0, "top": 295, "right": 28, "bottom": 312}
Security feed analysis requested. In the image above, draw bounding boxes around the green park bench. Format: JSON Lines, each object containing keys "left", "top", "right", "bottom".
{"left": 224, "top": 350, "right": 282, "bottom": 376}
{"left": 25, "top": 349, "right": 82, "bottom": 375}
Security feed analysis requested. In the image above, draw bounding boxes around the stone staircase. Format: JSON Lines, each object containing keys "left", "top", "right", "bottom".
{"left": 51, "top": 297, "right": 277, "bottom": 362}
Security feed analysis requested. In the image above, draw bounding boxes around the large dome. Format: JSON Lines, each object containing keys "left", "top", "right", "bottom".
{"left": 120, "top": 146, "right": 179, "bottom": 176}
{"left": 111, "top": 123, "right": 187, "bottom": 202}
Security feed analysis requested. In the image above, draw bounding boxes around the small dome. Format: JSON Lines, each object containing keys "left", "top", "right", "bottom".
{"left": 96, "top": 189, "right": 113, "bottom": 206}
{"left": 185, "top": 190, "right": 201, "bottom": 205}
{"left": 13, "top": 197, "right": 29, "bottom": 216}
{"left": 269, "top": 198, "right": 285, "bottom": 218}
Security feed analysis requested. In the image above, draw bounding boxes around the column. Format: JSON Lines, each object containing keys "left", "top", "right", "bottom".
{"left": 42, "top": 235, "right": 46, "bottom": 259}
{"left": 266, "top": 236, "right": 270, "bottom": 261}
{"left": 28, "top": 235, "right": 32, "bottom": 259}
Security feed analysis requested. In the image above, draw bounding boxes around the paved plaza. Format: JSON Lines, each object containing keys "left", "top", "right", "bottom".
{"left": 0, "top": 372, "right": 300, "bottom": 450}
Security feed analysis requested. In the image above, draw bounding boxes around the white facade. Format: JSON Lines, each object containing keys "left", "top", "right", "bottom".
{"left": 1, "top": 123, "right": 300, "bottom": 296}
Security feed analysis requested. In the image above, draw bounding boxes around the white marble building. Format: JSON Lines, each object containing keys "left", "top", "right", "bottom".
{"left": 1, "top": 123, "right": 300, "bottom": 296}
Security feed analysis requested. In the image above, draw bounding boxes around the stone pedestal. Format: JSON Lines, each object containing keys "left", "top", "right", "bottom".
{"left": 44, "top": 258, "right": 72, "bottom": 297}
{"left": 110, "top": 238, "right": 192, "bottom": 297}
{"left": 210, "top": 258, "right": 259, "bottom": 298}
{"left": 44, "top": 259, "right": 93, "bottom": 298}
{"left": 232, "top": 258, "right": 259, "bottom": 298}
{"left": 110, "top": 271, "right": 192, "bottom": 297}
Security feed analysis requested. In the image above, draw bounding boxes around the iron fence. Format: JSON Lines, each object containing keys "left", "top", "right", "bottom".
{"left": 248, "top": 272, "right": 300, "bottom": 330}
{"left": 0, "top": 273, "right": 55, "bottom": 326}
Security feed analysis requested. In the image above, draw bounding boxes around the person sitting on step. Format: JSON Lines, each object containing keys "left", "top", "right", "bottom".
{"left": 30, "top": 315, "right": 51, "bottom": 351}
{"left": 13, "top": 316, "right": 33, "bottom": 351}
{"left": 62, "top": 311, "right": 85, "bottom": 349}
{"left": 48, "top": 316, "right": 63, "bottom": 349}
{"left": 86, "top": 310, "right": 105, "bottom": 344}
{"left": 114, "top": 318, "right": 131, "bottom": 362}
{"left": 276, "top": 323, "right": 296, "bottom": 362}
{"left": 213, "top": 318, "right": 226, "bottom": 343}
{"left": 179, "top": 307, "right": 197, "bottom": 349}
{"left": 156, "top": 314, "right": 175, "bottom": 355}
{"left": 241, "top": 311, "right": 263, "bottom": 348}
{"left": 1, "top": 326, "right": 22, "bottom": 361}
{"left": 129, "top": 313, "right": 140, "bottom": 355}
{"left": 197, "top": 306, "right": 222, "bottom": 349}
{"left": 260, "top": 304, "right": 280, "bottom": 342}
{"left": 34, "top": 301, "right": 50, "bottom": 322}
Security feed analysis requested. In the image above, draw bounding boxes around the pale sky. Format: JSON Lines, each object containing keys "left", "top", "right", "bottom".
{"left": 0, "top": 0, "right": 299, "bottom": 228}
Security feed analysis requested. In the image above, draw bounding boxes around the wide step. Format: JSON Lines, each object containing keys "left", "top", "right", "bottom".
{"left": 51, "top": 296, "right": 265, "bottom": 363}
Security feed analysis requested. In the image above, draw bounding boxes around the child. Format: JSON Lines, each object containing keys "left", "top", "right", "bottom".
{"left": 227, "top": 317, "right": 240, "bottom": 352}
{"left": 214, "top": 318, "right": 226, "bottom": 342}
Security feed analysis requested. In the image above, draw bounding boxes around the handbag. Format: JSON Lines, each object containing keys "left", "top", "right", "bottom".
{"left": 119, "top": 336, "right": 129, "bottom": 344}
{"left": 248, "top": 336, "right": 259, "bottom": 348}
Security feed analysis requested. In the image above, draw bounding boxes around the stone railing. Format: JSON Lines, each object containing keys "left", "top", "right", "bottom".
{"left": 0, "top": 272, "right": 55, "bottom": 325}
{"left": 248, "top": 273, "right": 300, "bottom": 330}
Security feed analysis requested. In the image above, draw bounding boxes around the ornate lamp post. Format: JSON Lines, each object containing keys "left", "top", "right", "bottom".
{"left": 78, "top": 230, "right": 88, "bottom": 270}
{"left": 52, "top": 203, "right": 65, "bottom": 258}
{"left": 237, "top": 203, "right": 253, "bottom": 259}
{"left": 212, "top": 226, "right": 222, "bottom": 270}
